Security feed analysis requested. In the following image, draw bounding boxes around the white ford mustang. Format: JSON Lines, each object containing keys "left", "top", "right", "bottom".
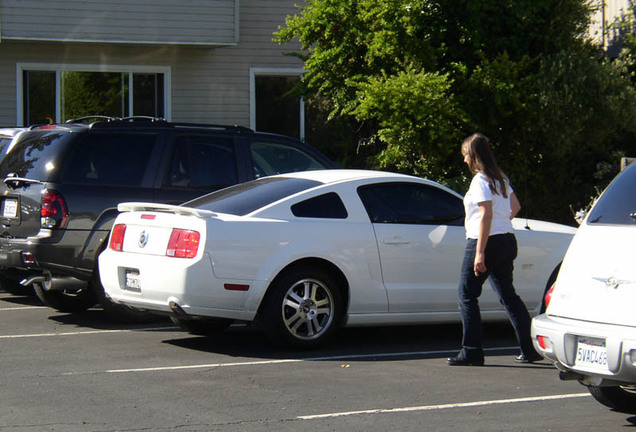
{"left": 99, "top": 170, "right": 576, "bottom": 348}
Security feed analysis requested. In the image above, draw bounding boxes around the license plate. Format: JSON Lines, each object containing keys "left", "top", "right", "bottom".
{"left": 575, "top": 336, "right": 608, "bottom": 371}
{"left": 124, "top": 269, "right": 141, "bottom": 292}
{"left": 2, "top": 199, "right": 18, "bottom": 218}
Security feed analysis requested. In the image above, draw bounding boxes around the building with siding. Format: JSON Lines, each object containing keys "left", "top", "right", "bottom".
{"left": 588, "top": 0, "right": 632, "bottom": 56}
{"left": 0, "top": 0, "right": 307, "bottom": 139}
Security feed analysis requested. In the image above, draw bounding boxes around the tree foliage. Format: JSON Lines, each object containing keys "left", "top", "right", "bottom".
{"left": 277, "top": 0, "right": 636, "bottom": 224}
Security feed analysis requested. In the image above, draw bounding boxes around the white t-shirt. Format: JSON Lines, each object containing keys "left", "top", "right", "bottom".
{"left": 464, "top": 172, "right": 514, "bottom": 239}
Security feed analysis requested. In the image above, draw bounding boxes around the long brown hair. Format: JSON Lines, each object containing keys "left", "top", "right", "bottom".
{"left": 462, "top": 133, "right": 508, "bottom": 198}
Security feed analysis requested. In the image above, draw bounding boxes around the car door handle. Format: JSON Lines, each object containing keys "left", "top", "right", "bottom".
{"left": 383, "top": 237, "right": 410, "bottom": 245}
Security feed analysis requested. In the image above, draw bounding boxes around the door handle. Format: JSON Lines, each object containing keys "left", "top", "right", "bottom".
{"left": 383, "top": 237, "right": 410, "bottom": 245}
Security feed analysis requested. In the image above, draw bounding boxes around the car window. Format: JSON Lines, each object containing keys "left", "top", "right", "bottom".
{"left": 186, "top": 176, "right": 321, "bottom": 216}
{"left": 60, "top": 133, "right": 157, "bottom": 186}
{"left": 291, "top": 192, "right": 348, "bottom": 219}
{"left": 587, "top": 164, "right": 636, "bottom": 225}
{"left": 0, "top": 131, "right": 73, "bottom": 180}
{"left": 165, "top": 134, "right": 238, "bottom": 189}
{"left": 250, "top": 140, "right": 326, "bottom": 178}
{"left": 357, "top": 182, "right": 465, "bottom": 225}
{"left": 0, "top": 136, "right": 14, "bottom": 156}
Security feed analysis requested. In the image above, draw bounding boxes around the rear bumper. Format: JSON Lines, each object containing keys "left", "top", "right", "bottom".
{"left": 98, "top": 249, "right": 261, "bottom": 322}
{"left": 532, "top": 314, "right": 636, "bottom": 386}
{"left": 0, "top": 234, "right": 93, "bottom": 281}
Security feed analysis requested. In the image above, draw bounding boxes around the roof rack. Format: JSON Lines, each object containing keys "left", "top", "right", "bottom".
{"left": 167, "top": 122, "right": 253, "bottom": 132}
{"left": 65, "top": 116, "right": 121, "bottom": 124}
{"left": 61, "top": 116, "right": 253, "bottom": 132}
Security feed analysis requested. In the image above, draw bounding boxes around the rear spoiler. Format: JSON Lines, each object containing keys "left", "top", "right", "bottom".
{"left": 117, "top": 202, "right": 217, "bottom": 219}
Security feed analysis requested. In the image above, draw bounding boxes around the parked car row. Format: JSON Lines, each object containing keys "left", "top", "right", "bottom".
{"left": 0, "top": 117, "right": 336, "bottom": 321}
{"left": 6, "top": 118, "right": 631, "bottom": 416}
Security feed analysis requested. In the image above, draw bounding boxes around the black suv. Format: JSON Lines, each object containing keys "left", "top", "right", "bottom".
{"left": 0, "top": 117, "right": 336, "bottom": 320}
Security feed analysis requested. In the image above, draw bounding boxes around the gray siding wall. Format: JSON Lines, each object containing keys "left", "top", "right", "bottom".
{"left": 1, "top": 0, "right": 238, "bottom": 45}
{"left": 0, "top": 0, "right": 304, "bottom": 127}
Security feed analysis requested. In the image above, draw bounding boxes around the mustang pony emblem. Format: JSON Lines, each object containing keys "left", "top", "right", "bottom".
{"left": 138, "top": 230, "right": 149, "bottom": 248}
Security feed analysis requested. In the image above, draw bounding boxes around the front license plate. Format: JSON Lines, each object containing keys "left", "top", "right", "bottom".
{"left": 2, "top": 198, "right": 18, "bottom": 218}
{"left": 124, "top": 269, "right": 141, "bottom": 292}
{"left": 575, "top": 336, "right": 608, "bottom": 371}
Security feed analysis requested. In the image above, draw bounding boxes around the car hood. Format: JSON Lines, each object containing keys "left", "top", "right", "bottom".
{"left": 546, "top": 223, "right": 636, "bottom": 327}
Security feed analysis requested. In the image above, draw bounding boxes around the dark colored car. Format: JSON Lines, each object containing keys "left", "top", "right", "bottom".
{"left": 0, "top": 117, "right": 336, "bottom": 320}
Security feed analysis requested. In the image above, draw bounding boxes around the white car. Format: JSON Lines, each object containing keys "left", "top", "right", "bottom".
{"left": 532, "top": 163, "right": 636, "bottom": 414}
{"left": 99, "top": 169, "right": 575, "bottom": 348}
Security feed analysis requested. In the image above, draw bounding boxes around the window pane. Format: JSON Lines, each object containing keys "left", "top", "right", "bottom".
{"left": 186, "top": 177, "right": 321, "bottom": 216}
{"left": 587, "top": 164, "right": 636, "bottom": 225}
{"left": 60, "top": 132, "right": 157, "bottom": 186}
{"left": 358, "top": 182, "right": 465, "bottom": 225}
{"left": 255, "top": 75, "right": 300, "bottom": 138}
{"left": 250, "top": 140, "right": 325, "bottom": 178}
{"left": 133, "top": 74, "right": 165, "bottom": 117}
{"left": 165, "top": 135, "right": 238, "bottom": 189}
{"left": 0, "top": 131, "right": 73, "bottom": 180}
{"left": 61, "top": 71, "right": 128, "bottom": 121}
{"left": 291, "top": 193, "right": 348, "bottom": 219}
{"left": 23, "top": 71, "right": 56, "bottom": 126}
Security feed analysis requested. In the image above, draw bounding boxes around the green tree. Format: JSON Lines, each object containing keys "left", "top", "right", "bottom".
{"left": 277, "top": 0, "right": 636, "bottom": 224}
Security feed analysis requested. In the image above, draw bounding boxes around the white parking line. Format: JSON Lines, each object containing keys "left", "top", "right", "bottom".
{"left": 64, "top": 346, "right": 519, "bottom": 375}
{"left": 0, "top": 306, "right": 43, "bottom": 311}
{"left": 298, "top": 393, "right": 591, "bottom": 420}
{"left": 0, "top": 326, "right": 175, "bottom": 339}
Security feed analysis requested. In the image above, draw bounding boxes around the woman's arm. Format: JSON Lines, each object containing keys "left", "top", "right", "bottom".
{"left": 510, "top": 192, "right": 521, "bottom": 219}
{"left": 474, "top": 201, "right": 493, "bottom": 276}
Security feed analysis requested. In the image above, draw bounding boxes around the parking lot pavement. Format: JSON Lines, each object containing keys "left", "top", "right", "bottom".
{"left": 1, "top": 290, "right": 634, "bottom": 432}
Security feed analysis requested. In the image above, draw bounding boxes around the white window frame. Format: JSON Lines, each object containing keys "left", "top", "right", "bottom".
{"left": 17, "top": 63, "right": 172, "bottom": 125}
{"left": 249, "top": 67, "right": 305, "bottom": 140}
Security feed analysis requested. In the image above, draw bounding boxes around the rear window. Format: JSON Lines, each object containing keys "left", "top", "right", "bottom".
{"left": 587, "top": 163, "right": 636, "bottom": 225}
{"left": 0, "top": 131, "right": 73, "bottom": 180}
{"left": 185, "top": 177, "right": 322, "bottom": 216}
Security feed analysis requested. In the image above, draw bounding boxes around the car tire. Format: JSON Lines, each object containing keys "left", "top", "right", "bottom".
{"left": 170, "top": 316, "right": 233, "bottom": 335}
{"left": 34, "top": 282, "right": 98, "bottom": 313}
{"left": 260, "top": 266, "right": 344, "bottom": 349}
{"left": 588, "top": 385, "right": 636, "bottom": 414}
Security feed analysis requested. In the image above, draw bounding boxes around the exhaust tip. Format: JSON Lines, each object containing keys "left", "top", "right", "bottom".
{"left": 168, "top": 299, "right": 188, "bottom": 319}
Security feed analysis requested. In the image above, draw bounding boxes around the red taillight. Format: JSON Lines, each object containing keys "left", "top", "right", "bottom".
{"left": 41, "top": 190, "right": 68, "bottom": 228}
{"left": 544, "top": 283, "right": 556, "bottom": 310}
{"left": 166, "top": 229, "right": 200, "bottom": 258}
{"left": 109, "top": 224, "right": 127, "bottom": 252}
{"left": 537, "top": 336, "right": 548, "bottom": 350}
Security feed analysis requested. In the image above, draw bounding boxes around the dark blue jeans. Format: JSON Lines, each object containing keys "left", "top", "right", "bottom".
{"left": 458, "top": 233, "right": 535, "bottom": 358}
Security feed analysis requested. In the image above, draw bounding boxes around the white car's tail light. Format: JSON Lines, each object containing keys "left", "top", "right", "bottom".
{"left": 166, "top": 229, "right": 200, "bottom": 258}
{"left": 543, "top": 283, "right": 556, "bottom": 310}
{"left": 537, "top": 335, "right": 549, "bottom": 350}
{"left": 109, "top": 224, "right": 127, "bottom": 251}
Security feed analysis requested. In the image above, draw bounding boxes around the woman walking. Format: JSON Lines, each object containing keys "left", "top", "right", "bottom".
{"left": 447, "top": 133, "right": 542, "bottom": 366}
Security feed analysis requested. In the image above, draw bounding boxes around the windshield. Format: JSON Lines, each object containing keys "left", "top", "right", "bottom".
{"left": 0, "top": 131, "right": 73, "bottom": 181}
{"left": 587, "top": 163, "right": 636, "bottom": 225}
{"left": 185, "top": 177, "right": 322, "bottom": 216}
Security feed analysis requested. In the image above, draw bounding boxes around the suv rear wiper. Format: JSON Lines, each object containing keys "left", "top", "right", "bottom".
{"left": 3, "top": 173, "right": 42, "bottom": 188}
